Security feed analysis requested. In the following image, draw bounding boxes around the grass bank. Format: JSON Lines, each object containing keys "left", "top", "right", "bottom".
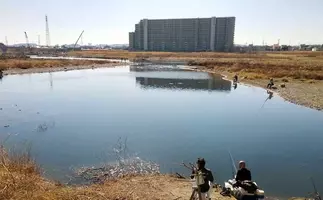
{"left": 0, "top": 58, "right": 121, "bottom": 75}
{"left": 0, "top": 146, "right": 228, "bottom": 200}
{"left": 69, "top": 50, "right": 323, "bottom": 110}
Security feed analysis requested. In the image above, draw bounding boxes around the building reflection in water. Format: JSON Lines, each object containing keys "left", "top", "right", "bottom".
{"left": 136, "top": 77, "right": 231, "bottom": 91}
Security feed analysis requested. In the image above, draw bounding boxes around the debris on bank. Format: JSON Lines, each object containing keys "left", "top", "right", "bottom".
{"left": 76, "top": 157, "right": 160, "bottom": 184}
{"left": 73, "top": 137, "right": 160, "bottom": 184}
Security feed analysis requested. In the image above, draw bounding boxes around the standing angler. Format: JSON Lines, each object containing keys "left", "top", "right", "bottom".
{"left": 191, "top": 158, "right": 214, "bottom": 200}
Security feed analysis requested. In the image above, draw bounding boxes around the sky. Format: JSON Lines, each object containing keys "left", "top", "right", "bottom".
{"left": 1, "top": 0, "right": 323, "bottom": 46}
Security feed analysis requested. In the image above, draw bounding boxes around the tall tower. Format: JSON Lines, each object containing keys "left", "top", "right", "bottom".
{"left": 5, "top": 36, "right": 8, "bottom": 46}
{"left": 45, "top": 15, "right": 51, "bottom": 47}
{"left": 38, "top": 35, "right": 41, "bottom": 46}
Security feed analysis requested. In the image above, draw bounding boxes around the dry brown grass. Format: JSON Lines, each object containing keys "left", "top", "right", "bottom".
{"left": 0, "top": 59, "right": 113, "bottom": 71}
{"left": 189, "top": 58, "right": 323, "bottom": 80}
{"left": 1, "top": 146, "right": 229, "bottom": 200}
{"left": 68, "top": 50, "right": 323, "bottom": 80}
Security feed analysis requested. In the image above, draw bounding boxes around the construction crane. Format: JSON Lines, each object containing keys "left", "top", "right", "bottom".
{"left": 24, "top": 32, "right": 30, "bottom": 48}
{"left": 73, "top": 30, "right": 84, "bottom": 50}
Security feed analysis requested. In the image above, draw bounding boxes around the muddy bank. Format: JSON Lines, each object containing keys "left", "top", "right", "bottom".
{"left": 2, "top": 62, "right": 124, "bottom": 75}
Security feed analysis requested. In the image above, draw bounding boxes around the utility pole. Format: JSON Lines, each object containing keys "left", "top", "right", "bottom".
{"left": 5, "top": 36, "right": 8, "bottom": 46}
{"left": 38, "top": 35, "right": 41, "bottom": 46}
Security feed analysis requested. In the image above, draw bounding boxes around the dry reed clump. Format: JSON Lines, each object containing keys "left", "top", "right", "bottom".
{"left": 0, "top": 59, "right": 113, "bottom": 71}
{"left": 0, "top": 145, "right": 43, "bottom": 199}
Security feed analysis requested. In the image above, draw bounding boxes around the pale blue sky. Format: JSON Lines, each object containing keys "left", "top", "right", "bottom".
{"left": 1, "top": 0, "right": 322, "bottom": 45}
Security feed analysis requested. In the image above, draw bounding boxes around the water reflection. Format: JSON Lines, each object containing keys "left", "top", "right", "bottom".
{"left": 267, "top": 90, "right": 274, "bottom": 100}
{"left": 136, "top": 77, "right": 231, "bottom": 91}
{"left": 260, "top": 90, "right": 274, "bottom": 109}
{"left": 233, "top": 82, "right": 238, "bottom": 90}
{"left": 49, "top": 73, "right": 53, "bottom": 90}
{"left": 130, "top": 65, "right": 186, "bottom": 72}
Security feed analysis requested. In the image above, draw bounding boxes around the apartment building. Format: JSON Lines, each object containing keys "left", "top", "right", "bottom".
{"left": 129, "top": 17, "right": 235, "bottom": 52}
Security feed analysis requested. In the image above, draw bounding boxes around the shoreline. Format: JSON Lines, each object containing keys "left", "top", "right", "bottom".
{"left": 2, "top": 62, "right": 124, "bottom": 76}
{"left": 184, "top": 66, "right": 323, "bottom": 111}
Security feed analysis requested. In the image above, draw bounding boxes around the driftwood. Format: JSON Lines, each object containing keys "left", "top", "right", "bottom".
{"left": 73, "top": 137, "right": 160, "bottom": 184}
{"left": 76, "top": 157, "right": 160, "bottom": 183}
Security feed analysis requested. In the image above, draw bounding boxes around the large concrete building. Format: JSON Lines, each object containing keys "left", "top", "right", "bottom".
{"left": 129, "top": 17, "right": 235, "bottom": 52}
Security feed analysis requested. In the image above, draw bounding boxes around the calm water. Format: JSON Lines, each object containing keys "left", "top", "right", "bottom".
{"left": 0, "top": 65, "right": 322, "bottom": 198}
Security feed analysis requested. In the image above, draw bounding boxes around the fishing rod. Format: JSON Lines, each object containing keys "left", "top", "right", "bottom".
{"left": 310, "top": 177, "right": 321, "bottom": 200}
{"left": 229, "top": 150, "right": 237, "bottom": 178}
{"left": 181, "top": 162, "right": 195, "bottom": 171}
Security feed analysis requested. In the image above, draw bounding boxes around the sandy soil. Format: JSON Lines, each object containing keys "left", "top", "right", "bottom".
{"left": 2, "top": 62, "right": 124, "bottom": 75}
{"left": 98, "top": 175, "right": 231, "bottom": 200}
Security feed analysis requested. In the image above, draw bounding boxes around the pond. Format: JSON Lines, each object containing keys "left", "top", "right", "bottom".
{"left": 0, "top": 65, "right": 322, "bottom": 198}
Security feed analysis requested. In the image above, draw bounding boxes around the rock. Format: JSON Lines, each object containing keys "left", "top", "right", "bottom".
{"left": 280, "top": 84, "right": 286, "bottom": 88}
{"left": 271, "top": 86, "right": 278, "bottom": 90}
{"left": 282, "top": 78, "right": 289, "bottom": 82}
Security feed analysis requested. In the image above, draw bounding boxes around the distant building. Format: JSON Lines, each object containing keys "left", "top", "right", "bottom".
{"left": 129, "top": 32, "right": 135, "bottom": 51}
{"left": 129, "top": 17, "right": 236, "bottom": 52}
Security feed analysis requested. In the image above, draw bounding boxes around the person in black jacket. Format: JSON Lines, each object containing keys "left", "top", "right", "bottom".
{"left": 267, "top": 78, "right": 274, "bottom": 89}
{"left": 233, "top": 74, "right": 238, "bottom": 83}
{"left": 191, "top": 158, "right": 214, "bottom": 197}
{"left": 235, "top": 161, "right": 252, "bottom": 182}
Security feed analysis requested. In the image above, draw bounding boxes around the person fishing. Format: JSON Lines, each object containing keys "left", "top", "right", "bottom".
{"left": 233, "top": 74, "right": 238, "bottom": 83}
{"left": 235, "top": 161, "right": 252, "bottom": 182}
{"left": 267, "top": 78, "right": 274, "bottom": 89}
{"left": 191, "top": 158, "right": 214, "bottom": 200}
